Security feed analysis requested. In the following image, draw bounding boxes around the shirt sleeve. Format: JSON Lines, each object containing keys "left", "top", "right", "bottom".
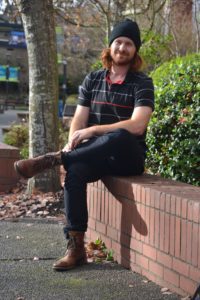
{"left": 134, "top": 76, "right": 155, "bottom": 111}
{"left": 78, "top": 73, "right": 93, "bottom": 107}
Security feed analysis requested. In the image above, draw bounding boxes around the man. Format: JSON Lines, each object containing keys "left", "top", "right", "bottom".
{"left": 14, "top": 19, "right": 154, "bottom": 271}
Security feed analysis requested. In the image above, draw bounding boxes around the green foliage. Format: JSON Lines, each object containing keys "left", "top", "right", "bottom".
{"left": 3, "top": 121, "right": 69, "bottom": 159}
{"left": 146, "top": 53, "right": 200, "bottom": 186}
{"left": 140, "top": 31, "right": 173, "bottom": 70}
{"left": 91, "top": 60, "right": 103, "bottom": 71}
{"left": 4, "top": 124, "right": 29, "bottom": 159}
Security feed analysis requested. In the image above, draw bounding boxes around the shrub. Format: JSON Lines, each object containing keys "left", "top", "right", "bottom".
{"left": 4, "top": 121, "right": 69, "bottom": 159}
{"left": 4, "top": 124, "right": 29, "bottom": 159}
{"left": 146, "top": 53, "right": 200, "bottom": 186}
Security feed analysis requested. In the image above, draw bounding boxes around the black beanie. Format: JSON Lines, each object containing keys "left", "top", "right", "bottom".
{"left": 109, "top": 19, "right": 141, "bottom": 51}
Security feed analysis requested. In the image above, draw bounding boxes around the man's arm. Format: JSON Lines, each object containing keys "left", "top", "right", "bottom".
{"left": 69, "top": 106, "right": 152, "bottom": 149}
{"left": 63, "top": 105, "right": 90, "bottom": 151}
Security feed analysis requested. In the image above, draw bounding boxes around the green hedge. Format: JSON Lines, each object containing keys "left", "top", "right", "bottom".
{"left": 146, "top": 53, "right": 200, "bottom": 186}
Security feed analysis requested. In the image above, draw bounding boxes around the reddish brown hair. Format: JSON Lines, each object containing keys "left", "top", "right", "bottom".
{"left": 101, "top": 48, "right": 143, "bottom": 72}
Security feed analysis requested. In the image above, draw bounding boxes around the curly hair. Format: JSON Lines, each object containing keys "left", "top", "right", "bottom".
{"left": 101, "top": 48, "right": 143, "bottom": 72}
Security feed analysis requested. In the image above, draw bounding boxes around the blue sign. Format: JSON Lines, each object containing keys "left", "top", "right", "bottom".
{"left": 9, "top": 31, "right": 26, "bottom": 48}
{"left": 9, "top": 67, "right": 19, "bottom": 82}
{"left": 0, "top": 65, "right": 6, "bottom": 81}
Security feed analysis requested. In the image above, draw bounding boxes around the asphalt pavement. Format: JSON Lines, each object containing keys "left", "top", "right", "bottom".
{"left": 0, "top": 219, "right": 182, "bottom": 300}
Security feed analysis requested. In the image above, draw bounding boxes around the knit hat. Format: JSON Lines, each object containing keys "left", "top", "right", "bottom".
{"left": 109, "top": 19, "right": 141, "bottom": 51}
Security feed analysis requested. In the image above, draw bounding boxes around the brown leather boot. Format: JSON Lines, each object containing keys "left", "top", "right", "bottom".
{"left": 53, "top": 231, "right": 87, "bottom": 271}
{"left": 14, "top": 151, "right": 62, "bottom": 179}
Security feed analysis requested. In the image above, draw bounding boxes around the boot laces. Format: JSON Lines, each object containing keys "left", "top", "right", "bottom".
{"left": 32, "top": 154, "right": 58, "bottom": 173}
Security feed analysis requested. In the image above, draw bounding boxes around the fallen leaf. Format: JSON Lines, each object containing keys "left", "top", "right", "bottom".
{"left": 161, "top": 287, "right": 169, "bottom": 293}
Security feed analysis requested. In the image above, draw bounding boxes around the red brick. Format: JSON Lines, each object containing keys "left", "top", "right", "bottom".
{"left": 170, "top": 195, "right": 176, "bottom": 214}
{"left": 112, "top": 197, "right": 117, "bottom": 228}
{"left": 121, "top": 256, "right": 131, "bottom": 269}
{"left": 157, "top": 250, "right": 172, "bottom": 268}
{"left": 141, "top": 186, "right": 146, "bottom": 205}
{"left": 154, "top": 190, "right": 161, "bottom": 209}
{"left": 164, "top": 214, "right": 170, "bottom": 253}
{"left": 111, "top": 240, "right": 121, "bottom": 255}
{"left": 93, "top": 188, "right": 98, "bottom": 219}
{"left": 101, "top": 189, "right": 105, "bottom": 223}
{"left": 104, "top": 191, "right": 109, "bottom": 224}
{"left": 140, "top": 204, "right": 146, "bottom": 242}
{"left": 96, "top": 221, "right": 106, "bottom": 235}
{"left": 145, "top": 187, "right": 151, "bottom": 206}
{"left": 180, "top": 276, "right": 197, "bottom": 295}
{"left": 130, "top": 262, "right": 142, "bottom": 274}
{"left": 108, "top": 193, "right": 113, "bottom": 226}
{"left": 181, "top": 198, "right": 188, "bottom": 219}
{"left": 169, "top": 215, "right": 175, "bottom": 256}
{"left": 176, "top": 197, "right": 181, "bottom": 216}
{"left": 130, "top": 238, "right": 143, "bottom": 253}
{"left": 186, "top": 222, "right": 192, "bottom": 263}
{"left": 198, "top": 226, "right": 200, "bottom": 268}
{"left": 150, "top": 207, "right": 155, "bottom": 246}
{"left": 120, "top": 232, "right": 131, "bottom": 248}
{"left": 165, "top": 194, "right": 171, "bottom": 213}
{"left": 90, "top": 229, "right": 99, "bottom": 242}
{"left": 187, "top": 201, "right": 193, "bottom": 221}
{"left": 144, "top": 206, "right": 150, "bottom": 245}
{"left": 172, "top": 257, "right": 189, "bottom": 276}
{"left": 136, "top": 253, "right": 149, "bottom": 270}
{"left": 143, "top": 244, "right": 157, "bottom": 260}
{"left": 136, "top": 184, "right": 141, "bottom": 203}
{"left": 107, "top": 225, "right": 118, "bottom": 241}
{"left": 101, "top": 235, "right": 112, "bottom": 250}
{"left": 135, "top": 202, "right": 141, "bottom": 241}
{"left": 164, "top": 268, "right": 179, "bottom": 287}
{"left": 159, "top": 211, "right": 165, "bottom": 251}
{"left": 189, "top": 265, "right": 200, "bottom": 283}
{"left": 181, "top": 219, "right": 187, "bottom": 260}
{"left": 131, "top": 182, "right": 137, "bottom": 199}
{"left": 160, "top": 192, "right": 166, "bottom": 211}
{"left": 149, "top": 261, "right": 164, "bottom": 278}
{"left": 97, "top": 189, "right": 101, "bottom": 221}
{"left": 175, "top": 217, "right": 181, "bottom": 258}
{"left": 121, "top": 245, "right": 135, "bottom": 264}
{"left": 192, "top": 223, "right": 198, "bottom": 267}
{"left": 88, "top": 217, "right": 96, "bottom": 230}
{"left": 142, "top": 269, "right": 156, "bottom": 283}
{"left": 193, "top": 202, "right": 200, "bottom": 223}
{"left": 116, "top": 200, "right": 121, "bottom": 231}
{"left": 154, "top": 210, "right": 159, "bottom": 248}
{"left": 150, "top": 189, "right": 155, "bottom": 208}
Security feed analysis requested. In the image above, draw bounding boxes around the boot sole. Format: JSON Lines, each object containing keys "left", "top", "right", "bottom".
{"left": 53, "top": 258, "right": 87, "bottom": 271}
{"left": 14, "top": 161, "right": 31, "bottom": 179}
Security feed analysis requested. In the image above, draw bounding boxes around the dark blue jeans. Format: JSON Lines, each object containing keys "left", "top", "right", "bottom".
{"left": 61, "top": 128, "right": 145, "bottom": 238}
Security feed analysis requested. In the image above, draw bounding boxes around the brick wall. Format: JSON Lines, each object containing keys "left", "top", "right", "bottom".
{"left": 0, "top": 143, "right": 20, "bottom": 192}
{"left": 86, "top": 174, "right": 200, "bottom": 297}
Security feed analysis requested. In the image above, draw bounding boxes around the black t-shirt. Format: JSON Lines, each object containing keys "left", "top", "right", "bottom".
{"left": 78, "top": 69, "right": 154, "bottom": 150}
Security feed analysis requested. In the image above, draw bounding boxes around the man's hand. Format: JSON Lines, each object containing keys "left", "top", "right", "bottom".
{"left": 62, "top": 127, "right": 95, "bottom": 152}
{"left": 69, "top": 127, "right": 95, "bottom": 150}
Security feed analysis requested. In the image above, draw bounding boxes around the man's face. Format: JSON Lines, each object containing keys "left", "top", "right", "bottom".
{"left": 110, "top": 36, "right": 136, "bottom": 66}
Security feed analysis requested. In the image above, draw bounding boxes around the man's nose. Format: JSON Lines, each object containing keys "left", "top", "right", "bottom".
{"left": 119, "top": 43, "right": 126, "bottom": 51}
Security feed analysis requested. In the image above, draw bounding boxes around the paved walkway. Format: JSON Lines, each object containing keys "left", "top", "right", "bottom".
{"left": 0, "top": 219, "right": 182, "bottom": 300}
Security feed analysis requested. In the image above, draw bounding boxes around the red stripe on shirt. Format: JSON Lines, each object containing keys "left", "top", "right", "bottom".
{"left": 91, "top": 100, "right": 134, "bottom": 109}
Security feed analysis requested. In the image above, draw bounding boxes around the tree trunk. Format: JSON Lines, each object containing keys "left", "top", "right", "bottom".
{"left": 16, "top": 0, "right": 60, "bottom": 193}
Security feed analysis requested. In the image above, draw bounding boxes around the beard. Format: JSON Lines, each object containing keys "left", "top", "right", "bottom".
{"left": 111, "top": 50, "right": 134, "bottom": 66}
